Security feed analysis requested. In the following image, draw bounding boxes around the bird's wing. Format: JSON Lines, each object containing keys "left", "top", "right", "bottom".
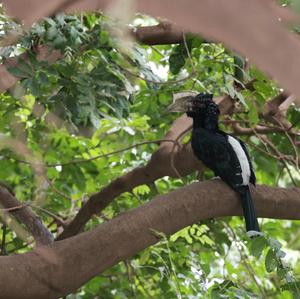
{"left": 234, "top": 136, "right": 256, "bottom": 186}
{"left": 193, "top": 132, "right": 245, "bottom": 188}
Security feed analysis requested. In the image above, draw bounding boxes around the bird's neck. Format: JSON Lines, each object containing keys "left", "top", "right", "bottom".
{"left": 192, "top": 115, "right": 219, "bottom": 132}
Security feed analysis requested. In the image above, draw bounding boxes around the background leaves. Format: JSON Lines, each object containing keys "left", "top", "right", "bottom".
{"left": 0, "top": 11, "right": 300, "bottom": 299}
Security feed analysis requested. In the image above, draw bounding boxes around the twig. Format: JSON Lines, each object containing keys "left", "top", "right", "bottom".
{"left": 124, "top": 260, "right": 137, "bottom": 299}
{"left": 0, "top": 188, "right": 53, "bottom": 246}
{"left": 150, "top": 45, "right": 164, "bottom": 57}
{"left": 0, "top": 203, "right": 29, "bottom": 212}
{"left": 182, "top": 32, "right": 196, "bottom": 74}
{"left": 30, "top": 204, "right": 66, "bottom": 228}
{"left": 119, "top": 64, "right": 195, "bottom": 85}
{"left": 229, "top": 120, "right": 300, "bottom": 136}
{"left": 249, "top": 141, "right": 282, "bottom": 161}
{"left": 46, "top": 178, "right": 72, "bottom": 201}
{"left": 261, "top": 135, "right": 298, "bottom": 186}
{"left": 272, "top": 116, "right": 299, "bottom": 170}
{"left": 16, "top": 139, "right": 182, "bottom": 168}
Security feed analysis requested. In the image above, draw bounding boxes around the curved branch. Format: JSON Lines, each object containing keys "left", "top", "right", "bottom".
{"left": 0, "top": 180, "right": 299, "bottom": 299}
{"left": 58, "top": 93, "right": 240, "bottom": 240}
{"left": 0, "top": 187, "right": 53, "bottom": 246}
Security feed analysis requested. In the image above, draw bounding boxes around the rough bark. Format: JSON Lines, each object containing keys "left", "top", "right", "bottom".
{"left": 58, "top": 87, "right": 264, "bottom": 240}
{"left": 57, "top": 120, "right": 202, "bottom": 239}
{"left": 0, "top": 181, "right": 299, "bottom": 299}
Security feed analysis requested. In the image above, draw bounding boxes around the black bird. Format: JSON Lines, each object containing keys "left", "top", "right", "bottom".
{"left": 167, "top": 92, "right": 260, "bottom": 234}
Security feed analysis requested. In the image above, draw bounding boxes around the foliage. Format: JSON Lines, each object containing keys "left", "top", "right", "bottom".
{"left": 0, "top": 11, "right": 300, "bottom": 299}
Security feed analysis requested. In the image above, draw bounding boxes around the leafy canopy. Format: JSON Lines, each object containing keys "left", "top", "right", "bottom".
{"left": 0, "top": 10, "right": 300, "bottom": 299}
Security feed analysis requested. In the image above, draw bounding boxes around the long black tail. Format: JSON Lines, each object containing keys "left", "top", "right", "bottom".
{"left": 238, "top": 186, "right": 260, "bottom": 232}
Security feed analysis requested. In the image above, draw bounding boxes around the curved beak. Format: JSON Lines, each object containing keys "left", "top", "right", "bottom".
{"left": 165, "top": 92, "right": 197, "bottom": 113}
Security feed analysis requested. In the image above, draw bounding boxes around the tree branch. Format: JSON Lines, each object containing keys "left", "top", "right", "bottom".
{"left": 132, "top": 22, "right": 184, "bottom": 45}
{"left": 0, "top": 180, "right": 299, "bottom": 299}
{"left": 0, "top": 187, "right": 53, "bottom": 246}
{"left": 58, "top": 92, "right": 240, "bottom": 240}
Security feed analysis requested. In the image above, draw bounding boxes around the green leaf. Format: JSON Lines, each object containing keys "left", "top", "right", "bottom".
{"left": 169, "top": 44, "right": 187, "bottom": 75}
{"left": 250, "top": 236, "right": 267, "bottom": 258}
{"left": 46, "top": 26, "right": 58, "bottom": 40}
{"left": 7, "top": 66, "right": 29, "bottom": 79}
{"left": 265, "top": 249, "right": 277, "bottom": 273}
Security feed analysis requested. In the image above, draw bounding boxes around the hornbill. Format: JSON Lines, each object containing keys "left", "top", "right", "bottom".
{"left": 167, "top": 92, "right": 260, "bottom": 234}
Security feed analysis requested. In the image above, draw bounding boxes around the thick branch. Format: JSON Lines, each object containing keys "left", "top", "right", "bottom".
{"left": 58, "top": 93, "right": 238, "bottom": 240}
{"left": 0, "top": 187, "right": 53, "bottom": 246}
{"left": 132, "top": 23, "right": 183, "bottom": 44}
{"left": 57, "top": 135, "right": 203, "bottom": 240}
{"left": 0, "top": 181, "right": 299, "bottom": 299}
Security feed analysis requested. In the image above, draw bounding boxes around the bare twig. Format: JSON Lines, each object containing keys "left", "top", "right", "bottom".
{"left": 30, "top": 204, "right": 66, "bottom": 228}
{"left": 57, "top": 92, "right": 243, "bottom": 240}
{"left": 261, "top": 135, "right": 298, "bottom": 186}
{"left": 118, "top": 64, "right": 195, "bottom": 85}
{"left": 16, "top": 139, "right": 182, "bottom": 168}
{"left": 46, "top": 178, "right": 72, "bottom": 201}
{"left": 272, "top": 116, "right": 299, "bottom": 170}
{"left": 182, "top": 32, "right": 196, "bottom": 74}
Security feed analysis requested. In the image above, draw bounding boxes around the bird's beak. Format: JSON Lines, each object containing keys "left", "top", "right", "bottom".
{"left": 165, "top": 92, "right": 197, "bottom": 113}
{"left": 165, "top": 101, "right": 186, "bottom": 113}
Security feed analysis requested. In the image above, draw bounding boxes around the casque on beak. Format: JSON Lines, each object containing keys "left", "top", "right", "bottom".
{"left": 165, "top": 91, "right": 197, "bottom": 113}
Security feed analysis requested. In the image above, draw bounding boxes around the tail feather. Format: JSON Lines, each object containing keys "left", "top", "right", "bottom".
{"left": 238, "top": 186, "right": 260, "bottom": 232}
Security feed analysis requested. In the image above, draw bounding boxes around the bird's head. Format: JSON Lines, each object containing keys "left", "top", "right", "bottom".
{"left": 166, "top": 92, "right": 220, "bottom": 118}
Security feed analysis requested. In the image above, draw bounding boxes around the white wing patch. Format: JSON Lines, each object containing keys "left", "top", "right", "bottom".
{"left": 227, "top": 136, "right": 250, "bottom": 185}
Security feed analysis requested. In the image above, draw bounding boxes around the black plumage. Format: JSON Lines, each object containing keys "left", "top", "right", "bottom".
{"left": 169, "top": 93, "right": 260, "bottom": 233}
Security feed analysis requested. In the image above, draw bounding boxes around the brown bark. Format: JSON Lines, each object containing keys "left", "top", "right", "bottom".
{"left": 132, "top": 22, "right": 184, "bottom": 45}
{"left": 58, "top": 93, "right": 237, "bottom": 240}
{"left": 57, "top": 117, "right": 202, "bottom": 239}
{"left": 0, "top": 187, "right": 53, "bottom": 246}
{"left": 0, "top": 181, "right": 299, "bottom": 299}
{"left": 231, "top": 123, "right": 299, "bottom": 136}
{"left": 58, "top": 82, "right": 295, "bottom": 240}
